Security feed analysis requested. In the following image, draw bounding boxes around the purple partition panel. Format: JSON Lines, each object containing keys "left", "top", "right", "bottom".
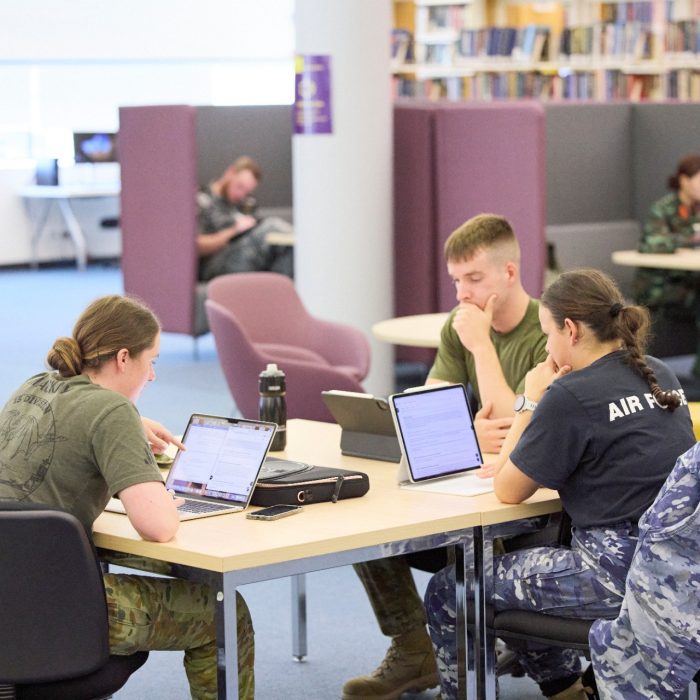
{"left": 393, "top": 101, "right": 440, "bottom": 365}
{"left": 432, "top": 102, "right": 546, "bottom": 311}
{"left": 119, "top": 105, "right": 199, "bottom": 335}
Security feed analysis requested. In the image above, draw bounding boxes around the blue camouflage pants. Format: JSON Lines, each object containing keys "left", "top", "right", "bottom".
{"left": 425, "top": 525, "right": 637, "bottom": 698}
{"left": 590, "top": 442, "right": 700, "bottom": 700}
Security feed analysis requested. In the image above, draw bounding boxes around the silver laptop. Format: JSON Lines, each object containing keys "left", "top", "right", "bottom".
{"left": 389, "top": 383, "right": 493, "bottom": 497}
{"left": 107, "top": 414, "right": 276, "bottom": 520}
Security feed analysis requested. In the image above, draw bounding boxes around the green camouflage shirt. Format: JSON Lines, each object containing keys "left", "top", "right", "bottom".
{"left": 634, "top": 193, "right": 700, "bottom": 310}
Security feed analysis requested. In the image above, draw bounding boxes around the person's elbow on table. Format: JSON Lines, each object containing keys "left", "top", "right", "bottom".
{"left": 118, "top": 482, "right": 180, "bottom": 542}
{"left": 494, "top": 460, "right": 539, "bottom": 504}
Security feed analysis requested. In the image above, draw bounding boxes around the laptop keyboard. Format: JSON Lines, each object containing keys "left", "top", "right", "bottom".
{"left": 177, "top": 499, "right": 236, "bottom": 514}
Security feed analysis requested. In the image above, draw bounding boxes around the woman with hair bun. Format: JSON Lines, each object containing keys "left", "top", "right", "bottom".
{"left": 424, "top": 269, "right": 695, "bottom": 700}
{"left": 0, "top": 294, "right": 254, "bottom": 699}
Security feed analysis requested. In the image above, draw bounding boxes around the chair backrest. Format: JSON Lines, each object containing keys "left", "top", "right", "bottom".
{"left": 205, "top": 299, "right": 269, "bottom": 419}
{"left": 207, "top": 272, "right": 315, "bottom": 346}
{"left": 0, "top": 501, "right": 110, "bottom": 684}
{"left": 206, "top": 273, "right": 371, "bottom": 380}
{"left": 205, "top": 298, "right": 367, "bottom": 422}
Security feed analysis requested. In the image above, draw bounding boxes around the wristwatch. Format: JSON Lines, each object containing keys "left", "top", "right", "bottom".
{"left": 513, "top": 394, "right": 538, "bottom": 414}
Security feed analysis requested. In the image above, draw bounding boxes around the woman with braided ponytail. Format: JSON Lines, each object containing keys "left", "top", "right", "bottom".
{"left": 424, "top": 269, "right": 696, "bottom": 700}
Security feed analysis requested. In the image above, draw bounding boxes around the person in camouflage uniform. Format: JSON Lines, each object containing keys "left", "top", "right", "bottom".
{"left": 424, "top": 269, "right": 695, "bottom": 700}
{"left": 589, "top": 441, "right": 700, "bottom": 700}
{"left": 343, "top": 215, "right": 547, "bottom": 700}
{"left": 0, "top": 295, "right": 254, "bottom": 700}
{"left": 634, "top": 154, "right": 700, "bottom": 371}
{"left": 196, "top": 155, "right": 294, "bottom": 281}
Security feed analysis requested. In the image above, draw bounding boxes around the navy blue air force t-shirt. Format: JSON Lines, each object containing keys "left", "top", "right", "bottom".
{"left": 510, "top": 351, "right": 695, "bottom": 529}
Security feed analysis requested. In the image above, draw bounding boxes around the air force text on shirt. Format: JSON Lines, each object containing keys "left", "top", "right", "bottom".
{"left": 609, "top": 390, "right": 687, "bottom": 422}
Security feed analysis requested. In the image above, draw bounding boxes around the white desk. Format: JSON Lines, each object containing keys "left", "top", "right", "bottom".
{"left": 93, "top": 419, "right": 560, "bottom": 699}
{"left": 19, "top": 184, "right": 121, "bottom": 270}
{"left": 612, "top": 248, "right": 700, "bottom": 272}
{"left": 372, "top": 312, "right": 449, "bottom": 348}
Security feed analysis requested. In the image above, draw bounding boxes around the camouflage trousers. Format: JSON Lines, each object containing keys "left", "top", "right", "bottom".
{"left": 590, "top": 443, "right": 700, "bottom": 699}
{"left": 353, "top": 556, "right": 429, "bottom": 637}
{"left": 425, "top": 525, "right": 638, "bottom": 698}
{"left": 199, "top": 216, "right": 294, "bottom": 281}
{"left": 104, "top": 573, "right": 254, "bottom": 700}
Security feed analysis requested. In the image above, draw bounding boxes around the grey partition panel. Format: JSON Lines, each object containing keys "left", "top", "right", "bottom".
{"left": 119, "top": 105, "right": 199, "bottom": 335}
{"left": 195, "top": 105, "right": 293, "bottom": 209}
{"left": 545, "top": 102, "right": 633, "bottom": 225}
{"left": 631, "top": 102, "right": 700, "bottom": 226}
{"left": 432, "top": 101, "right": 546, "bottom": 308}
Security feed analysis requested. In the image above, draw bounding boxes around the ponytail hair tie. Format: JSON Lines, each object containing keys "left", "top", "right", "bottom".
{"left": 609, "top": 303, "right": 623, "bottom": 318}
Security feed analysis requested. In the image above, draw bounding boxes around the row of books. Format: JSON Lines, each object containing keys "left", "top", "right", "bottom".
{"left": 559, "top": 23, "right": 654, "bottom": 60}
{"left": 393, "top": 68, "right": 677, "bottom": 101}
{"left": 393, "top": 22, "right": 699, "bottom": 70}
{"left": 665, "top": 20, "right": 700, "bottom": 54}
{"left": 457, "top": 26, "right": 550, "bottom": 61}
{"left": 414, "top": 4, "right": 467, "bottom": 36}
{"left": 599, "top": 2, "right": 653, "bottom": 24}
{"left": 667, "top": 68, "right": 700, "bottom": 100}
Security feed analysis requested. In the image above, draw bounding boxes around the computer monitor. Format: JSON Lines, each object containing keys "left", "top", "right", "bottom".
{"left": 73, "top": 132, "right": 118, "bottom": 164}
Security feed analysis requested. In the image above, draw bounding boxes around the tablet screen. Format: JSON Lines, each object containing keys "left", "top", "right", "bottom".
{"left": 390, "top": 384, "right": 483, "bottom": 482}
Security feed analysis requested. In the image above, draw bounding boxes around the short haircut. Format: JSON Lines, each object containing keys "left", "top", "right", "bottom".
{"left": 230, "top": 156, "right": 262, "bottom": 182}
{"left": 444, "top": 213, "right": 520, "bottom": 265}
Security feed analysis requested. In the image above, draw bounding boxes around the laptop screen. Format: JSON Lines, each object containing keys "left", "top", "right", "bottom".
{"left": 390, "top": 384, "right": 483, "bottom": 482}
{"left": 165, "top": 415, "right": 276, "bottom": 505}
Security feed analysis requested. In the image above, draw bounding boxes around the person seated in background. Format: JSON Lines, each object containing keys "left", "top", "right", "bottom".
{"left": 424, "top": 269, "right": 695, "bottom": 700}
{"left": 196, "top": 155, "right": 294, "bottom": 281}
{"left": 0, "top": 295, "right": 254, "bottom": 700}
{"left": 342, "top": 214, "right": 547, "bottom": 700}
{"left": 635, "top": 153, "right": 700, "bottom": 374}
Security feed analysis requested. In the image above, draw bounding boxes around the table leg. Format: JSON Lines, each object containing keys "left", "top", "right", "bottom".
{"left": 56, "top": 198, "right": 88, "bottom": 270}
{"left": 454, "top": 529, "right": 477, "bottom": 700}
{"left": 291, "top": 574, "right": 308, "bottom": 661}
{"left": 475, "top": 525, "right": 497, "bottom": 700}
{"left": 215, "top": 572, "right": 240, "bottom": 700}
{"left": 23, "top": 198, "right": 53, "bottom": 269}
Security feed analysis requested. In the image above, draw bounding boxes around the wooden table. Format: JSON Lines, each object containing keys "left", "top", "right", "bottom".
{"left": 93, "top": 419, "right": 560, "bottom": 699}
{"left": 612, "top": 248, "right": 700, "bottom": 272}
{"left": 372, "top": 312, "right": 450, "bottom": 348}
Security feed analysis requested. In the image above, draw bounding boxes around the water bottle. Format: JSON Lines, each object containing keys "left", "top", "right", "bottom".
{"left": 258, "top": 363, "right": 287, "bottom": 451}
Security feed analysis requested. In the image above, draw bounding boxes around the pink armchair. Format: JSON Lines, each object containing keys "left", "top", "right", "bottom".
{"left": 205, "top": 273, "right": 371, "bottom": 422}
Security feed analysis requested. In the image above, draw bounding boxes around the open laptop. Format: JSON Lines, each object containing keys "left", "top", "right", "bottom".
{"left": 389, "top": 383, "right": 493, "bottom": 497}
{"left": 106, "top": 414, "right": 276, "bottom": 520}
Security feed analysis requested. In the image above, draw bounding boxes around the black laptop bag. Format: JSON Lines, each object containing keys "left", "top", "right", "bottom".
{"left": 251, "top": 462, "right": 370, "bottom": 506}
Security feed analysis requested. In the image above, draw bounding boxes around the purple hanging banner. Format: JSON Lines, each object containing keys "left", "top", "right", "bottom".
{"left": 294, "top": 54, "right": 333, "bottom": 135}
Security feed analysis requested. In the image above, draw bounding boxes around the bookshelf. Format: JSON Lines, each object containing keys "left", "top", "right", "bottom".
{"left": 392, "top": 0, "right": 700, "bottom": 101}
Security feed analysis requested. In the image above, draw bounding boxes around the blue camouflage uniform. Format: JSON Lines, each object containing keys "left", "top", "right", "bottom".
{"left": 590, "top": 441, "right": 700, "bottom": 699}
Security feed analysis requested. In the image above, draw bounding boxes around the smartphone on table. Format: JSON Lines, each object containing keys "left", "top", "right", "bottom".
{"left": 246, "top": 504, "right": 303, "bottom": 521}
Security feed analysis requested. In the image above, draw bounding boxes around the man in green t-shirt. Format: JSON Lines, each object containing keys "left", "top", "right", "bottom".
{"left": 342, "top": 214, "right": 547, "bottom": 700}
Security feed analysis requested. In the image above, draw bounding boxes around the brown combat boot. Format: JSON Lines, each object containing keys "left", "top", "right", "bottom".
{"left": 341, "top": 628, "right": 439, "bottom": 700}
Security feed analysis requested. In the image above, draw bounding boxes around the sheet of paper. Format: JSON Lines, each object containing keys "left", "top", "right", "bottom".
{"left": 401, "top": 475, "right": 493, "bottom": 497}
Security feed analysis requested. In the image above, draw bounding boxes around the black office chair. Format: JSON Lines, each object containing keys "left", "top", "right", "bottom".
{"left": 0, "top": 500, "right": 148, "bottom": 700}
